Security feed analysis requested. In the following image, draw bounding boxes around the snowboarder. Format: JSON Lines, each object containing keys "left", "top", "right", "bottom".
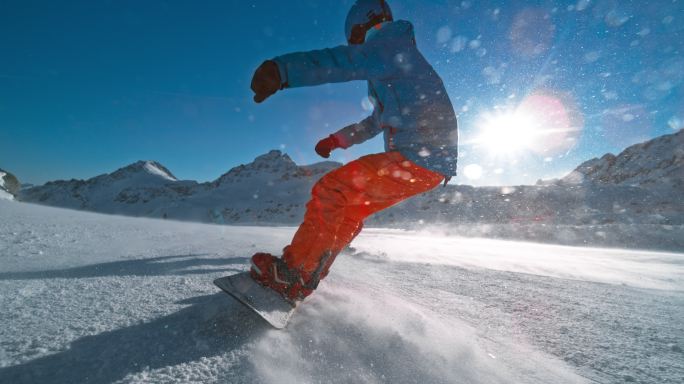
{"left": 249, "top": 0, "right": 458, "bottom": 303}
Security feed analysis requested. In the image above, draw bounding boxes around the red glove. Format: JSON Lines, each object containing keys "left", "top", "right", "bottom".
{"left": 251, "top": 60, "right": 282, "bottom": 103}
{"left": 315, "top": 135, "right": 342, "bottom": 158}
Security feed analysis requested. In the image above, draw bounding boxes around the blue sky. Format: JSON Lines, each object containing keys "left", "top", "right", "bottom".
{"left": 1, "top": 0, "right": 682, "bottom": 186}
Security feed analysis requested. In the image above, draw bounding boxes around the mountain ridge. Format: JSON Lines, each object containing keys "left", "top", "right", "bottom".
{"left": 17, "top": 132, "right": 684, "bottom": 228}
{"left": 562, "top": 129, "right": 683, "bottom": 188}
{"left": 19, "top": 150, "right": 341, "bottom": 223}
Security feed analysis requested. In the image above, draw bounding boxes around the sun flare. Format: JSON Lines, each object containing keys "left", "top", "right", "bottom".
{"left": 475, "top": 93, "right": 583, "bottom": 158}
{"left": 477, "top": 110, "right": 541, "bottom": 156}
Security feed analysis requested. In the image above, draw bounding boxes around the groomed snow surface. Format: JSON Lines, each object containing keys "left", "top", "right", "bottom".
{"left": 1, "top": 201, "right": 683, "bottom": 384}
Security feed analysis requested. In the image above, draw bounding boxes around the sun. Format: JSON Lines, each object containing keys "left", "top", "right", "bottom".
{"left": 474, "top": 92, "right": 583, "bottom": 158}
{"left": 476, "top": 109, "right": 541, "bottom": 156}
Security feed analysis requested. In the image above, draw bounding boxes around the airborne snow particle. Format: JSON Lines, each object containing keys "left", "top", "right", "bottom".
{"left": 437, "top": 26, "right": 452, "bottom": 44}
{"left": 482, "top": 66, "right": 504, "bottom": 85}
{"left": 668, "top": 116, "right": 682, "bottom": 131}
{"left": 602, "top": 91, "right": 618, "bottom": 100}
{"left": 575, "top": 0, "right": 592, "bottom": 11}
{"left": 450, "top": 36, "right": 468, "bottom": 52}
{"left": 509, "top": 8, "right": 556, "bottom": 57}
{"left": 637, "top": 28, "right": 650, "bottom": 37}
{"left": 584, "top": 51, "right": 601, "bottom": 63}
{"left": 605, "top": 10, "right": 631, "bottom": 27}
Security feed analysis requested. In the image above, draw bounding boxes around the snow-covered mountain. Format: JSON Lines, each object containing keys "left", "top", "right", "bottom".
{"left": 562, "top": 129, "right": 683, "bottom": 189}
{"left": 18, "top": 131, "right": 684, "bottom": 249}
{"left": 20, "top": 151, "right": 340, "bottom": 223}
{"left": 0, "top": 169, "right": 20, "bottom": 200}
{"left": 370, "top": 130, "right": 684, "bottom": 232}
{"left": 19, "top": 160, "right": 188, "bottom": 213}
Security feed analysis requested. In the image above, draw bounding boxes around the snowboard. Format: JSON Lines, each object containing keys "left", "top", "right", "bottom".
{"left": 214, "top": 272, "right": 296, "bottom": 329}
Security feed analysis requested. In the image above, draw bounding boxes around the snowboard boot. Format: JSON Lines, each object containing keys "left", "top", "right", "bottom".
{"left": 249, "top": 253, "right": 313, "bottom": 304}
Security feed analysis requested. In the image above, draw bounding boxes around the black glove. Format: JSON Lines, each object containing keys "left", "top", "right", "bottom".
{"left": 251, "top": 60, "right": 282, "bottom": 103}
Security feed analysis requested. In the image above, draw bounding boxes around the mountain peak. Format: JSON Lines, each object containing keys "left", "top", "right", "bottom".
{"left": 214, "top": 150, "right": 301, "bottom": 185}
{"left": 252, "top": 150, "right": 296, "bottom": 167}
{"left": 114, "top": 161, "right": 177, "bottom": 182}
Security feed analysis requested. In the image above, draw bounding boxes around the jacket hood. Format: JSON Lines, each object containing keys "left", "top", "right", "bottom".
{"left": 364, "top": 20, "right": 415, "bottom": 46}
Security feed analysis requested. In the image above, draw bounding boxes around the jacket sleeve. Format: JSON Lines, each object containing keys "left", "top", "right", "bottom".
{"left": 333, "top": 115, "right": 382, "bottom": 148}
{"left": 272, "top": 42, "right": 387, "bottom": 88}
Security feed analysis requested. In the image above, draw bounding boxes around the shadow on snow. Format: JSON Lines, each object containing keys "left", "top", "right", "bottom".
{"left": 0, "top": 293, "right": 269, "bottom": 383}
{"left": 0, "top": 254, "right": 251, "bottom": 280}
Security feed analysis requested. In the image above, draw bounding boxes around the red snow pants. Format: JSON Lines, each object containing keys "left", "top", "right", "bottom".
{"left": 282, "top": 151, "right": 444, "bottom": 285}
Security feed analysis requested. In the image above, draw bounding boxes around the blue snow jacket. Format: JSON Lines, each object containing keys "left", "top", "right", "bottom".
{"left": 272, "top": 20, "right": 458, "bottom": 177}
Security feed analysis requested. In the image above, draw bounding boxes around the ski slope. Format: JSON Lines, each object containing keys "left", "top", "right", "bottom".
{"left": 1, "top": 200, "right": 683, "bottom": 383}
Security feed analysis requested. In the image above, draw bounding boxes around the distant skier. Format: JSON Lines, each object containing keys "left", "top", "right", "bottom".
{"left": 249, "top": 0, "right": 458, "bottom": 303}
